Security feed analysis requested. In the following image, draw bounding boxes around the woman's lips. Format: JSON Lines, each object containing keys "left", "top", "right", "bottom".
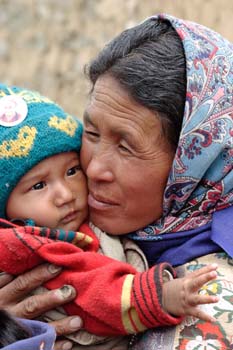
{"left": 88, "top": 193, "right": 118, "bottom": 210}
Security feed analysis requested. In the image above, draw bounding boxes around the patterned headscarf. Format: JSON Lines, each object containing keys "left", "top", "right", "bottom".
{"left": 135, "top": 14, "right": 233, "bottom": 237}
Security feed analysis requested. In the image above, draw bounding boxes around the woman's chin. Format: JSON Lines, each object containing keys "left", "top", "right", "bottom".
{"left": 90, "top": 214, "right": 133, "bottom": 236}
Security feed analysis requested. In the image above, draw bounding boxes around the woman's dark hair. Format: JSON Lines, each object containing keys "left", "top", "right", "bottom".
{"left": 0, "top": 309, "right": 31, "bottom": 348}
{"left": 85, "top": 18, "right": 186, "bottom": 150}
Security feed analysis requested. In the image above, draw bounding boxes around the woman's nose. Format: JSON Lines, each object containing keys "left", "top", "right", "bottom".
{"left": 85, "top": 150, "right": 114, "bottom": 182}
{"left": 54, "top": 182, "right": 74, "bottom": 207}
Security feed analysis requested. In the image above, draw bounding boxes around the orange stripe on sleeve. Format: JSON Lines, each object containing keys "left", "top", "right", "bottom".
{"left": 121, "top": 274, "right": 146, "bottom": 334}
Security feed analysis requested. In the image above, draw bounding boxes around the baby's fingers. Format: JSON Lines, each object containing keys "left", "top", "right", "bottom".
{"left": 189, "top": 266, "right": 218, "bottom": 293}
{"left": 191, "top": 263, "right": 218, "bottom": 279}
{"left": 194, "top": 293, "right": 219, "bottom": 306}
{"left": 189, "top": 307, "right": 217, "bottom": 323}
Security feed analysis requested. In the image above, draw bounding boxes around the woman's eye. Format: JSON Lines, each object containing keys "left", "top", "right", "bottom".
{"left": 119, "top": 144, "right": 131, "bottom": 153}
{"left": 67, "top": 165, "right": 82, "bottom": 176}
{"left": 31, "top": 182, "right": 46, "bottom": 190}
{"left": 84, "top": 129, "right": 99, "bottom": 139}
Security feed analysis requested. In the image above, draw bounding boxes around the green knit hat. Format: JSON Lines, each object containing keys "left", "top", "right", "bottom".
{"left": 0, "top": 83, "right": 83, "bottom": 218}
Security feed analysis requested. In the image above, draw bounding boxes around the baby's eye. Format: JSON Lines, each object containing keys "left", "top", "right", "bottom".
{"left": 67, "top": 165, "right": 82, "bottom": 176}
{"left": 31, "top": 182, "right": 46, "bottom": 190}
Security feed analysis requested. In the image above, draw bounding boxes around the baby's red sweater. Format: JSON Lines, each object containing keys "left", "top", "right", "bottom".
{"left": 0, "top": 219, "right": 181, "bottom": 336}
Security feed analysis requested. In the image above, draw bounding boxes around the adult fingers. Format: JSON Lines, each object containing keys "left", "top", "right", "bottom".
{"left": 0, "top": 263, "right": 62, "bottom": 305}
{"left": 54, "top": 339, "right": 73, "bottom": 350}
{"left": 8, "top": 285, "right": 76, "bottom": 319}
{"left": 0, "top": 272, "right": 14, "bottom": 288}
{"left": 50, "top": 316, "right": 83, "bottom": 337}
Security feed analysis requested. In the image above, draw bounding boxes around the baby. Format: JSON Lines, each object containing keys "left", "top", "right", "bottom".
{"left": 0, "top": 84, "right": 218, "bottom": 349}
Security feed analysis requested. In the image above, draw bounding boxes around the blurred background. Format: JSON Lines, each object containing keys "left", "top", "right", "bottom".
{"left": 0, "top": 0, "right": 232, "bottom": 119}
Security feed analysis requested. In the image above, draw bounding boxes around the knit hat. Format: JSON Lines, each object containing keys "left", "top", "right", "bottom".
{"left": 0, "top": 83, "right": 83, "bottom": 218}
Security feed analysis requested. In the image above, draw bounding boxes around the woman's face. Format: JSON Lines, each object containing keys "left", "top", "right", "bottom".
{"left": 81, "top": 74, "right": 174, "bottom": 234}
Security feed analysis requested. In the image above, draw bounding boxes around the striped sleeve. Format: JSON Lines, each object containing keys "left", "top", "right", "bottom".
{"left": 129, "top": 262, "right": 183, "bottom": 328}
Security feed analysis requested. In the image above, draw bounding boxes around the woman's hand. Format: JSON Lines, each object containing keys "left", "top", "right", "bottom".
{"left": 162, "top": 263, "right": 219, "bottom": 322}
{"left": 0, "top": 263, "right": 83, "bottom": 350}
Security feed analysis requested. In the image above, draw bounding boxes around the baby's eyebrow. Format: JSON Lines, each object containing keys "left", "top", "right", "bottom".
{"left": 19, "top": 172, "right": 45, "bottom": 186}
{"left": 65, "top": 156, "right": 81, "bottom": 166}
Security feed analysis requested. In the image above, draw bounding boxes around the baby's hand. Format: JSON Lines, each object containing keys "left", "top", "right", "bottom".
{"left": 162, "top": 264, "right": 219, "bottom": 322}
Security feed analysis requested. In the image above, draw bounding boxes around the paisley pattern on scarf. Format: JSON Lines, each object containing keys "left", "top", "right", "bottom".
{"left": 134, "top": 14, "right": 233, "bottom": 237}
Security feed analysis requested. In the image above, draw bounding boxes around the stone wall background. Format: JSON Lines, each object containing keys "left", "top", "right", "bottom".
{"left": 0, "top": 0, "right": 232, "bottom": 118}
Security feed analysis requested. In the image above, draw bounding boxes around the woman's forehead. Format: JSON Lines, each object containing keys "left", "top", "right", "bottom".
{"left": 85, "top": 75, "right": 161, "bottom": 129}
{"left": 89, "top": 75, "right": 142, "bottom": 113}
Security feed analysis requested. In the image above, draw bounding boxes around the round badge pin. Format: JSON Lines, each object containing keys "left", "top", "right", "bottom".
{"left": 0, "top": 94, "right": 28, "bottom": 127}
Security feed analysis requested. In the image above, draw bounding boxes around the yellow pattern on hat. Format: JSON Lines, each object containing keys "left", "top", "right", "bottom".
{"left": 0, "top": 126, "right": 37, "bottom": 158}
{"left": 48, "top": 115, "right": 78, "bottom": 137}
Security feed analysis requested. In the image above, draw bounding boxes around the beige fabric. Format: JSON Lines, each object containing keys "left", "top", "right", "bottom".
{"left": 33, "top": 224, "right": 148, "bottom": 350}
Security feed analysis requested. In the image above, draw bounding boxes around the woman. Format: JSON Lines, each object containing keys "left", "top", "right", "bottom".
{"left": 0, "top": 14, "right": 232, "bottom": 349}
{"left": 81, "top": 14, "right": 233, "bottom": 349}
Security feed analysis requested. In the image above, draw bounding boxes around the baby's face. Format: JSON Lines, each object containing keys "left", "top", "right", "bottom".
{"left": 6, "top": 151, "right": 88, "bottom": 231}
